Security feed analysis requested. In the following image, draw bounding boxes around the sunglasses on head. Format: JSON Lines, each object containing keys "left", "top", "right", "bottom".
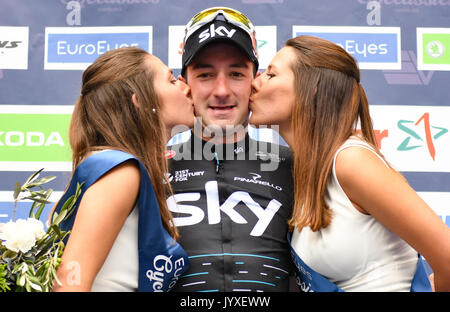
{"left": 183, "top": 7, "right": 256, "bottom": 47}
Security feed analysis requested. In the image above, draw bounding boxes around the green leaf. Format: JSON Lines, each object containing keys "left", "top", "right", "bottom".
{"left": 13, "top": 182, "right": 21, "bottom": 200}
{"left": 24, "top": 176, "right": 56, "bottom": 192}
{"left": 60, "top": 195, "right": 75, "bottom": 212}
{"left": 29, "top": 281, "right": 42, "bottom": 292}
{"left": 21, "top": 196, "right": 51, "bottom": 204}
{"left": 34, "top": 203, "right": 46, "bottom": 220}
{"left": 27, "top": 275, "right": 43, "bottom": 292}
{"left": 50, "top": 224, "right": 63, "bottom": 239}
{"left": 29, "top": 191, "right": 40, "bottom": 197}
{"left": 2, "top": 249, "right": 18, "bottom": 261}
{"left": 35, "top": 264, "right": 46, "bottom": 277}
{"left": 32, "top": 176, "right": 56, "bottom": 186}
{"left": 24, "top": 168, "right": 44, "bottom": 185}
{"left": 64, "top": 182, "right": 84, "bottom": 221}
{"left": 52, "top": 209, "right": 68, "bottom": 226}
{"left": 18, "top": 274, "right": 26, "bottom": 287}
{"left": 30, "top": 189, "right": 53, "bottom": 219}
{"left": 25, "top": 279, "right": 32, "bottom": 292}
{"left": 51, "top": 211, "right": 59, "bottom": 223}
{"left": 50, "top": 182, "right": 84, "bottom": 226}
{"left": 35, "top": 240, "right": 54, "bottom": 259}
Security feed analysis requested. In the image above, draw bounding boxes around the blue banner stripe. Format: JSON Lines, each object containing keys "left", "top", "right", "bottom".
{"left": 1, "top": 171, "right": 449, "bottom": 192}
{"left": 401, "top": 172, "right": 450, "bottom": 192}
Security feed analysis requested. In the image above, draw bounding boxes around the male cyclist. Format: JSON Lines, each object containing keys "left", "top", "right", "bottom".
{"left": 166, "top": 7, "right": 294, "bottom": 292}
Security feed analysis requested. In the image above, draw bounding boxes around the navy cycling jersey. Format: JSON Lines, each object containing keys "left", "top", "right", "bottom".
{"left": 166, "top": 132, "right": 294, "bottom": 292}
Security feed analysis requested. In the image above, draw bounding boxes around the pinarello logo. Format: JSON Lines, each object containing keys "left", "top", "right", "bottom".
{"left": 165, "top": 150, "right": 176, "bottom": 159}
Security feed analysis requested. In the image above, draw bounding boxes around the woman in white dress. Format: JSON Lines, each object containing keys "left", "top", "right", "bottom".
{"left": 52, "top": 47, "right": 194, "bottom": 291}
{"left": 249, "top": 35, "right": 450, "bottom": 291}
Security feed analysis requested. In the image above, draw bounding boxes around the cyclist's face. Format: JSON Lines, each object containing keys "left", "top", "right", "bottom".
{"left": 186, "top": 43, "right": 254, "bottom": 132}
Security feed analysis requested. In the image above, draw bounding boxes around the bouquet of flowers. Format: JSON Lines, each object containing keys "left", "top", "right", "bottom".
{"left": 0, "top": 169, "right": 82, "bottom": 292}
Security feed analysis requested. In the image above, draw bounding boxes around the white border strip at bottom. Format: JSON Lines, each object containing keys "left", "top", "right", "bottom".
{"left": 0, "top": 162, "right": 72, "bottom": 172}
{"left": 0, "top": 191, "right": 64, "bottom": 202}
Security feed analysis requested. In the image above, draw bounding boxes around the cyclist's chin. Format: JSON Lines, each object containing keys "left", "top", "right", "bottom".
{"left": 205, "top": 119, "right": 247, "bottom": 131}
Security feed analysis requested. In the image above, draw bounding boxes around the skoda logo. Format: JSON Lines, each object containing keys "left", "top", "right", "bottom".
{"left": 426, "top": 41, "right": 445, "bottom": 58}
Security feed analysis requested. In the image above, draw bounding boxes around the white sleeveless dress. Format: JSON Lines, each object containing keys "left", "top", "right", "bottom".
{"left": 74, "top": 150, "right": 139, "bottom": 292}
{"left": 291, "top": 137, "right": 418, "bottom": 291}
{"left": 90, "top": 205, "right": 139, "bottom": 292}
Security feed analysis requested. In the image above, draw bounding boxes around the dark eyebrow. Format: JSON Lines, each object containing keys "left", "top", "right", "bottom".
{"left": 267, "top": 64, "right": 278, "bottom": 73}
{"left": 167, "top": 69, "right": 174, "bottom": 79}
{"left": 230, "top": 63, "right": 250, "bottom": 69}
{"left": 191, "top": 62, "right": 250, "bottom": 70}
{"left": 192, "top": 63, "right": 213, "bottom": 70}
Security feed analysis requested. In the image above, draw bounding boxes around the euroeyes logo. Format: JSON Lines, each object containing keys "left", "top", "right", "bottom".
{"left": 44, "top": 26, "right": 152, "bottom": 70}
{"left": 292, "top": 26, "right": 401, "bottom": 70}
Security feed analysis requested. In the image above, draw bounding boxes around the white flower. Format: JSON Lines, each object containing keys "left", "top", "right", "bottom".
{"left": 0, "top": 218, "right": 45, "bottom": 253}
{"left": 26, "top": 218, "right": 46, "bottom": 240}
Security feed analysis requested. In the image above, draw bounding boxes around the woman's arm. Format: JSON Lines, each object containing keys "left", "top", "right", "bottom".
{"left": 53, "top": 160, "right": 140, "bottom": 291}
{"left": 336, "top": 146, "right": 450, "bottom": 292}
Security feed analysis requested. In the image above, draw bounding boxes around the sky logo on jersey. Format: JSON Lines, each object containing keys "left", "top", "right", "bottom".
{"left": 167, "top": 181, "right": 282, "bottom": 237}
{"left": 417, "top": 28, "right": 450, "bottom": 71}
{"left": 397, "top": 112, "right": 448, "bottom": 161}
{"left": 45, "top": 26, "right": 152, "bottom": 70}
{"left": 292, "top": 26, "right": 401, "bottom": 70}
{"left": 0, "top": 105, "right": 72, "bottom": 171}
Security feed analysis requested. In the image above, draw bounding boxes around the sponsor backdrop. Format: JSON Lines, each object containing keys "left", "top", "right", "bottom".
{"left": 0, "top": 0, "right": 449, "bottom": 272}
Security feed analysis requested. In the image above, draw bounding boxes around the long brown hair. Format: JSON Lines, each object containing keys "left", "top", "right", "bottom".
{"left": 286, "top": 36, "right": 388, "bottom": 232}
{"left": 69, "top": 47, "right": 178, "bottom": 240}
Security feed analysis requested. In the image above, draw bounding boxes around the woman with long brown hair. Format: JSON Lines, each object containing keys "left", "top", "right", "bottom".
{"left": 249, "top": 36, "right": 450, "bottom": 291}
{"left": 52, "top": 47, "right": 194, "bottom": 291}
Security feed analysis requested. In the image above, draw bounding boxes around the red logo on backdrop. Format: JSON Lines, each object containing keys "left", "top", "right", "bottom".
{"left": 165, "top": 150, "right": 176, "bottom": 159}
{"left": 397, "top": 112, "right": 448, "bottom": 161}
{"left": 356, "top": 129, "right": 389, "bottom": 149}
{"left": 374, "top": 129, "right": 388, "bottom": 149}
